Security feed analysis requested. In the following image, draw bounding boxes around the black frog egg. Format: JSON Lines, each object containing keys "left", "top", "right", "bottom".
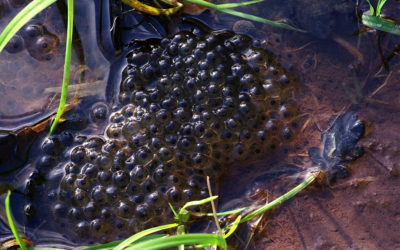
{"left": 41, "top": 136, "right": 62, "bottom": 156}
{"left": 109, "top": 111, "right": 125, "bottom": 124}
{"left": 75, "top": 174, "right": 93, "bottom": 190}
{"left": 83, "top": 137, "right": 105, "bottom": 151}
{"left": 130, "top": 165, "right": 148, "bottom": 183}
{"left": 65, "top": 162, "right": 80, "bottom": 174}
{"left": 128, "top": 51, "right": 149, "bottom": 65}
{"left": 27, "top": 34, "right": 59, "bottom": 61}
{"left": 116, "top": 201, "right": 134, "bottom": 218}
{"left": 75, "top": 221, "right": 90, "bottom": 237}
{"left": 90, "top": 218, "right": 107, "bottom": 236}
{"left": 53, "top": 202, "right": 67, "bottom": 217}
{"left": 70, "top": 146, "right": 87, "bottom": 165}
{"left": 106, "top": 123, "right": 123, "bottom": 139}
{"left": 146, "top": 191, "right": 164, "bottom": 206}
{"left": 84, "top": 201, "right": 98, "bottom": 219}
{"left": 166, "top": 186, "right": 182, "bottom": 203}
{"left": 99, "top": 207, "right": 113, "bottom": 220}
{"left": 91, "top": 185, "right": 107, "bottom": 204}
{"left": 82, "top": 163, "right": 99, "bottom": 178}
{"left": 158, "top": 147, "right": 173, "bottom": 161}
{"left": 5, "top": 35, "right": 24, "bottom": 54}
{"left": 61, "top": 173, "right": 77, "bottom": 190}
{"left": 113, "top": 170, "right": 130, "bottom": 188}
{"left": 73, "top": 188, "right": 89, "bottom": 206}
{"left": 134, "top": 147, "right": 153, "bottom": 164}
{"left": 21, "top": 23, "right": 44, "bottom": 43}
{"left": 135, "top": 204, "right": 152, "bottom": 222}
{"left": 68, "top": 207, "right": 83, "bottom": 221}
{"left": 90, "top": 103, "right": 109, "bottom": 123}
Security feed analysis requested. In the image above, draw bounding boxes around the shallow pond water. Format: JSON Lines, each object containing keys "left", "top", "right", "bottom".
{"left": 0, "top": 0, "right": 400, "bottom": 249}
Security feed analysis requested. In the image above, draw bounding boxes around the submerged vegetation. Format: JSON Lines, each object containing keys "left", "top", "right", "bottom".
{"left": 362, "top": 0, "right": 400, "bottom": 35}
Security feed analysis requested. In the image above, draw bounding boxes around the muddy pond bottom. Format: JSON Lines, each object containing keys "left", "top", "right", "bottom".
{"left": 17, "top": 28, "right": 299, "bottom": 245}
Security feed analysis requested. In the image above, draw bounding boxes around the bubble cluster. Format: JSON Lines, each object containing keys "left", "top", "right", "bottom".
{"left": 25, "top": 29, "right": 298, "bottom": 242}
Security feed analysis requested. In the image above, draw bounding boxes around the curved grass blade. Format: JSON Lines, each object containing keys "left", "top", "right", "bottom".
{"left": 365, "top": 0, "right": 375, "bottom": 16}
{"left": 376, "top": 0, "right": 388, "bottom": 17}
{"left": 216, "top": 0, "right": 264, "bottom": 9}
{"left": 29, "top": 248, "right": 64, "bottom": 250}
{"left": 125, "top": 233, "right": 227, "bottom": 250}
{"left": 49, "top": 0, "right": 74, "bottom": 134}
{"left": 182, "top": 0, "right": 305, "bottom": 32}
{"left": 114, "top": 223, "right": 178, "bottom": 250}
{"left": 223, "top": 215, "right": 241, "bottom": 239}
{"left": 80, "top": 234, "right": 167, "bottom": 250}
{"left": 240, "top": 173, "right": 316, "bottom": 223}
{"left": 361, "top": 14, "right": 400, "bottom": 36}
{"left": 0, "top": 0, "right": 56, "bottom": 52}
{"left": 204, "top": 206, "right": 248, "bottom": 216}
{"left": 180, "top": 195, "right": 218, "bottom": 214}
{"left": 5, "top": 191, "right": 27, "bottom": 250}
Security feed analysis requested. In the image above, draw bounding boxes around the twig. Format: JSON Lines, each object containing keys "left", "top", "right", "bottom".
{"left": 207, "top": 176, "right": 224, "bottom": 237}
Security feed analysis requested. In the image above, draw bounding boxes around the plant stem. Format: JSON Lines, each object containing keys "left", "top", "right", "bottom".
{"left": 49, "top": 0, "right": 74, "bottom": 134}
{"left": 240, "top": 172, "right": 317, "bottom": 223}
{"left": 5, "top": 191, "right": 27, "bottom": 250}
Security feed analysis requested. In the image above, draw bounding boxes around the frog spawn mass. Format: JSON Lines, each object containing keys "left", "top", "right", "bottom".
{"left": 25, "top": 30, "right": 298, "bottom": 243}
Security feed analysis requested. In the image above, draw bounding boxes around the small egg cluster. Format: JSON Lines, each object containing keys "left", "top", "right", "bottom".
{"left": 4, "top": 21, "right": 60, "bottom": 61}
{"left": 24, "top": 29, "right": 298, "bottom": 242}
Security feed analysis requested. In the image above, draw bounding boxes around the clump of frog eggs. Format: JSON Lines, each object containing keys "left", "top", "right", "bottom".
{"left": 23, "top": 30, "right": 298, "bottom": 242}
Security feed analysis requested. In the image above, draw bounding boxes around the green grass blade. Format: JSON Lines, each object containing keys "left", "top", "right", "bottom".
{"left": 362, "top": 14, "right": 400, "bottom": 35}
{"left": 365, "top": 0, "right": 375, "bottom": 16}
{"left": 223, "top": 215, "right": 241, "bottom": 239}
{"left": 0, "top": 0, "right": 56, "bottom": 52}
{"left": 376, "top": 0, "right": 387, "bottom": 17}
{"left": 5, "top": 191, "right": 27, "bottom": 250}
{"left": 240, "top": 174, "right": 316, "bottom": 223}
{"left": 168, "top": 203, "right": 179, "bottom": 219}
{"left": 216, "top": 0, "right": 264, "bottom": 9}
{"left": 29, "top": 248, "right": 65, "bottom": 250}
{"left": 205, "top": 206, "right": 248, "bottom": 216}
{"left": 114, "top": 223, "right": 178, "bottom": 250}
{"left": 125, "top": 234, "right": 227, "bottom": 250}
{"left": 49, "top": 0, "right": 74, "bottom": 134}
{"left": 80, "top": 235, "right": 167, "bottom": 250}
{"left": 180, "top": 196, "right": 218, "bottom": 214}
{"left": 182, "top": 0, "right": 305, "bottom": 32}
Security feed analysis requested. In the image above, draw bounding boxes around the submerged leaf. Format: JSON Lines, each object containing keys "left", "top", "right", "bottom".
{"left": 362, "top": 14, "right": 400, "bottom": 35}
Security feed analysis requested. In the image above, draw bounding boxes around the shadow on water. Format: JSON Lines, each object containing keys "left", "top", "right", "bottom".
{"left": 0, "top": 0, "right": 399, "bottom": 248}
